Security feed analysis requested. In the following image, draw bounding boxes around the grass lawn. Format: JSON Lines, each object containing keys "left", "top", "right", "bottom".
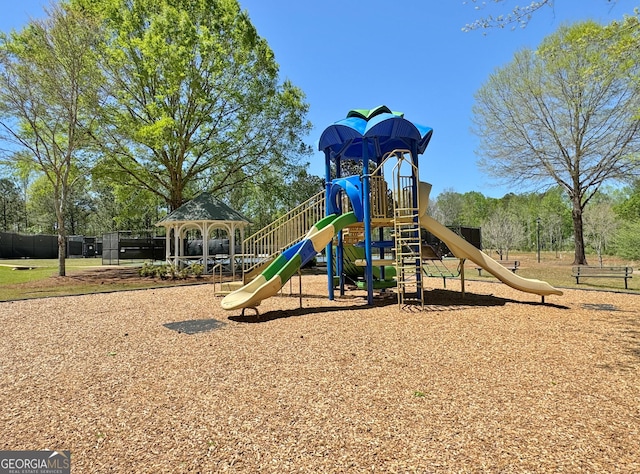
{"left": 0, "top": 252, "right": 638, "bottom": 302}
{"left": 0, "top": 258, "right": 188, "bottom": 301}
{"left": 0, "top": 258, "right": 102, "bottom": 284}
{"left": 468, "top": 251, "right": 640, "bottom": 292}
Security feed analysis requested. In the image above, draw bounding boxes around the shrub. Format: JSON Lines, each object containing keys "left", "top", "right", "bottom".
{"left": 138, "top": 261, "right": 158, "bottom": 277}
{"left": 138, "top": 261, "right": 205, "bottom": 280}
{"left": 189, "top": 263, "right": 205, "bottom": 277}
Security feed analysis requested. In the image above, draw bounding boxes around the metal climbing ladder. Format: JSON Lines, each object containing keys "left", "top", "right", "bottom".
{"left": 390, "top": 151, "right": 424, "bottom": 309}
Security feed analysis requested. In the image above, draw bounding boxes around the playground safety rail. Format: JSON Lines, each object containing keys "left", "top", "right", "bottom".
{"left": 242, "top": 190, "right": 326, "bottom": 278}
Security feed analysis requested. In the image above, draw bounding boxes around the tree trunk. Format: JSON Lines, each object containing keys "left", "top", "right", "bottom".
{"left": 57, "top": 230, "right": 66, "bottom": 277}
{"left": 169, "top": 188, "right": 184, "bottom": 213}
{"left": 56, "top": 202, "right": 66, "bottom": 277}
{"left": 571, "top": 198, "right": 588, "bottom": 265}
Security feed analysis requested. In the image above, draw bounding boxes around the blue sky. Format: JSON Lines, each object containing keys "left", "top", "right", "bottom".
{"left": 2, "top": 1, "right": 634, "bottom": 199}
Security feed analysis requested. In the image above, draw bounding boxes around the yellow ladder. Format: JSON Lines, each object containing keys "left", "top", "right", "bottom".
{"left": 391, "top": 153, "right": 423, "bottom": 309}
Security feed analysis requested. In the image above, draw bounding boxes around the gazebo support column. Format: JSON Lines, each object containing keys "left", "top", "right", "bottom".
{"left": 203, "top": 222, "right": 210, "bottom": 275}
{"left": 165, "top": 231, "right": 171, "bottom": 266}
{"left": 230, "top": 224, "right": 236, "bottom": 279}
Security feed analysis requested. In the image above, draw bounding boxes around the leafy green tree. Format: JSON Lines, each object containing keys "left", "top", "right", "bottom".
{"left": 431, "top": 190, "right": 495, "bottom": 229}
{"left": 64, "top": 175, "right": 97, "bottom": 236}
{"left": 23, "top": 172, "right": 97, "bottom": 236}
{"left": 24, "top": 175, "right": 56, "bottom": 234}
{"left": 0, "top": 177, "right": 23, "bottom": 231}
{"left": 431, "top": 189, "right": 464, "bottom": 226}
{"left": 84, "top": 180, "right": 118, "bottom": 234}
{"left": 539, "top": 187, "right": 572, "bottom": 256}
{"left": 338, "top": 159, "right": 365, "bottom": 178}
{"left": 6, "top": 156, "right": 34, "bottom": 231}
{"left": 228, "top": 167, "right": 323, "bottom": 230}
{"left": 614, "top": 180, "right": 640, "bottom": 221}
{"left": 459, "top": 191, "right": 495, "bottom": 227}
{"left": 0, "top": 3, "right": 103, "bottom": 275}
{"left": 89, "top": 169, "right": 166, "bottom": 234}
{"left": 283, "top": 170, "right": 325, "bottom": 208}
{"left": 611, "top": 221, "right": 640, "bottom": 260}
{"left": 473, "top": 18, "right": 640, "bottom": 265}
{"left": 610, "top": 181, "right": 640, "bottom": 260}
{"left": 74, "top": 0, "right": 312, "bottom": 211}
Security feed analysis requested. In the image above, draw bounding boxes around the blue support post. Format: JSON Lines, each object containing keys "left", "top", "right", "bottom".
{"left": 336, "top": 158, "right": 345, "bottom": 296}
{"left": 362, "top": 139, "right": 374, "bottom": 305}
{"left": 337, "top": 235, "right": 345, "bottom": 296}
{"left": 325, "top": 151, "right": 334, "bottom": 300}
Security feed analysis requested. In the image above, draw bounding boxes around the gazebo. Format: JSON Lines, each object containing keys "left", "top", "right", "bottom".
{"left": 155, "top": 193, "right": 250, "bottom": 277}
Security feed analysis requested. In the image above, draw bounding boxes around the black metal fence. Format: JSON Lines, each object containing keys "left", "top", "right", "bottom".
{"left": 0, "top": 232, "right": 101, "bottom": 259}
{"left": 101, "top": 232, "right": 165, "bottom": 265}
{"left": 2, "top": 227, "right": 483, "bottom": 263}
{"left": 424, "top": 226, "right": 482, "bottom": 258}
{"left": 0, "top": 232, "right": 58, "bottom": 259}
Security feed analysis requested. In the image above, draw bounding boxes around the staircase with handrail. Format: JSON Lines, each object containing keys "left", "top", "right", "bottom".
{"left": 241, "top": 190, "right": 326, "bottom": 282}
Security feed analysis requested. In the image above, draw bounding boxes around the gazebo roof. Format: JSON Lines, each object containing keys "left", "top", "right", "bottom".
{"left": 156, "top": 192, "right": 249, "bottom": 226}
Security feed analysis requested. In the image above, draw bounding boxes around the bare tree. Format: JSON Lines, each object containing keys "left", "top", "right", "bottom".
{"left": 541, "top": 213, "right": 565, "bottom": 257}
{"left": 584, "top": 201, "right": 618, "bottom": 267}
{"left": 482, "top": 208, "right": 524, "bottom": 260}
{"left": 473, "top": 18, "right": 640, "bottom": 265}
{"left": 0, "top": 4, "right": 103, "bottom": 275}
{"left": 463, "top": 0, "right": 618, "bottom": 32}
{"left": 463, "top": 0, "right": 553, "bottom": 31}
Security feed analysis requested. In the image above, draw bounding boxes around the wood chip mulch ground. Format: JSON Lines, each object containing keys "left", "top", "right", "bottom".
{"left": 1, "top": 275, "right": 639, "bottom": 473}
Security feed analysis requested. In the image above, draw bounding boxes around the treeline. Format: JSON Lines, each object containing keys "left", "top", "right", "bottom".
{"left": 0, "top": 169, "right": 324, "bottom": 238}
{"left": 430, "top": 183, "right": 640, "bottom": 263}
{"left": 4, "top": 169, "right": 640, "bottom": 266}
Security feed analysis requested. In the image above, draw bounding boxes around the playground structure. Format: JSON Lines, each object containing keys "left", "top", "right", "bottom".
{"left": 221, "top": 106, "right": 562, "bottom": 311}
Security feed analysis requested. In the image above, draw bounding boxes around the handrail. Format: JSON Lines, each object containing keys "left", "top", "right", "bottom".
{"left": 242, "top": 190, "right": 326, "bottom": 276}
{"left": 211, "top": 263, "right": 225, "bottom": 293}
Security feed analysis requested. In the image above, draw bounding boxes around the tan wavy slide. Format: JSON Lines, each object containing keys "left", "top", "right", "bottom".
{"left": 419, "top": 183, "right": 562, "bottom": 297}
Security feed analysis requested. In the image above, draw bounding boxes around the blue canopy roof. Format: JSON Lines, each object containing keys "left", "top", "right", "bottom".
{"left": 318, "top": 106, "right": 433, "bottom": 160}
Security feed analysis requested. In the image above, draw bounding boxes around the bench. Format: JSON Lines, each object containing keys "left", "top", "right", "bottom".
{"left": 476, "top": 260, "right": 519, "bottom": 276}
{"left": 572, "top": 266, "right": 633, "bottom": 289}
